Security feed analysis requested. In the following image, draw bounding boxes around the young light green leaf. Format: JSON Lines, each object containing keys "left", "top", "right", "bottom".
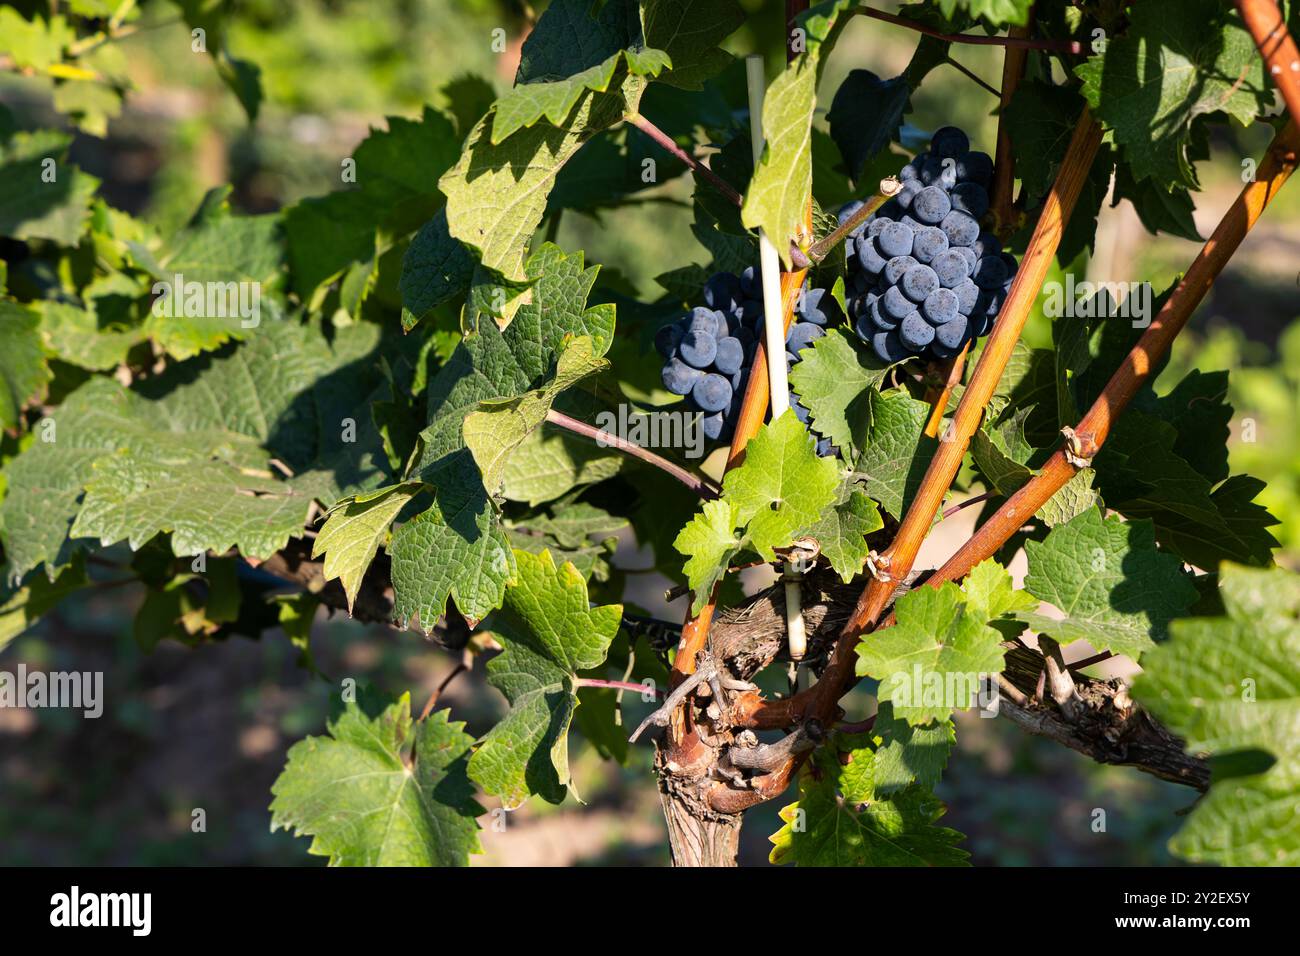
{"left": 856, "top": 575, "right": 1008, "bottom": 726}
{"left": 312, "top": 483, "right": 422, "bottom": 614}
{"left": 799, "top": 487, "right": 883, "bottom": 583}
{"left": 468, "top": 548, "right": 622, "bottom": 808}
{"left": 1013, "top": 508, "right": 1198, "bottom": 659}
{"left": 1135, "top": 564, "right": 1300, "bottom": 866}
{"left": 270, "top": 695, "right": 483, "bottom": 867}
{"left": 0, "top": 299, "right": 50, "bottom": 431}
{"left": 674, "top": 497, "right": 742, "bottom": 613}
{"left": 721, "top": 410, "right": 840, "bottom": 560}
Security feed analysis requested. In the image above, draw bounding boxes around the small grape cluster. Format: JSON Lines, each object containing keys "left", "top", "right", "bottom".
{"left": 657, "top": 268, "right": 843, "bottom": 456}
{"left": 841, "top": 126, "right": 1018, "bottom": 363}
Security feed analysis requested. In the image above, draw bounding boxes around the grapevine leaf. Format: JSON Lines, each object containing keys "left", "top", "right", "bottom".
{"left": 468, "top": 548, "right": 622, "bottom": 808}
{"left": 642, "top": 0, "right": 746, "bottom": 91}
{"left": 36, "top": 300, "right": 144, "bottom": 371}
{"left": 1075, "top": 0, "right": 1268, "bottom": 189}
{"left": 312, "top": 483, "right": 422, "bottom": 614}
{"left": 0, "top": 132, "right": 99, "bottom": 245}
{"left": 850, "top": 387, "right": 939, "bottom": 522}
{"left": 1112, "top": 164, "right": 1201, "bottom": 241}
{"left": 935, "top": 0, "right": 1031, "bottom": 26}
{"left": 721, "top": 410, "right": 841, "bottom": 561}
{"left": 1013, "top": 508, "right": 1198, "bottom": 659}
{"left": 769, "top": 743, "right": 968, "bottom": 866}
{"left": 463, "top": 336, "right": 608, "bottom": 496}
{"left": 270, "top": 695, "right": 483, "bottom": 866}
{"left": 870, "top": 701, "right": 956, "bottom": 796}
{"left": 962, "top": 558, "right": 1038, "bottom": 621}
{"left": 826, "top": 70, "right": 909, "bottom": 183}
{"left": 0, "top": 560, "right": 88, "bottom": 653}
{"left": 497, "top": 422, "right": 624, "bottom": 506}
{"left": 1134, "top": 564, "right": 1300, "bottom": 865}
{"left": 0, "top": 300, "right": 51, "bottom": 431}
{"left": 674, "top": 497, "right": 742, "bottom": 613}
{"left": 789, "top": 326, "right": 891, "bottom": 458}
{"left": 800, "top": 487, "right": 883, "bottom": 584}
{"left": 857, "top": 569, "right": 1012, "bottom": 726}
{"left": 505, "top": 502, "right": 626, "bottom": 583}
{"left": 741, "top": 0, "right": 853, "bottom": 266}
{"left": 389, "top": 468, "right": 516, "bottom": 630}
{"left": 400, "top": 209, "right": 476, "bottom": 329}
{"left": 969, "top": 406, "right": 1098, "bottom": 526}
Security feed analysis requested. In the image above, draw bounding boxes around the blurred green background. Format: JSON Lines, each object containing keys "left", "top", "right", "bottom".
{"left": 0, "top": 0, "right": 1295, "bottom": 866}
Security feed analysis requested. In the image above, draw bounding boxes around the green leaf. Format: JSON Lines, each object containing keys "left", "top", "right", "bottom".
{"left": 870, "top": 702, "right": 955, "bottom": 796}
{"left": 270, "top": 695, "right": 483, "bottom": 866}
{"left": 440, "top": 85, "right": 629, "bottom": 283}
{"left": 741, "top": 0, "right": 853, "bottom": 265}
{"left": 1112, "top": 164, "right": 1201, "bottom": 242}
{"left": 0, "top": 9, "right": 75, "bottom": 71}
{"left": 0, "top": 560, "right": 88, "bottom": 653}
{"left": 856, "top": 568, "right": 1013, "bottom": 726}
{"left": 769, "top": 743, "right": 968, "bottom": 866}
{"left": 800, "top": 487, "right": 883, "bottom": 583}
{"left": 850, "top": 387, "right": 939, "bottom": 522}
{"left": 721, "top": 410, "right": 841, "bottom": 560}
{"left": 1135, "top": 564, "right": 1300, "bottom": 865}
{"left": 468, "top": 548, "right": 622, "bottom": 808}
{"left": 1075, "top": 0, "right": 1268, "bottom": 189}
{"left": 789, "top": 326, "right": 891, "bottom": 458}
{"left": 0, "top": 300, "right": 50, "bottom": 431}
{"left": 826, "top": 70, "right": 909, "bottom": 183}
{"left": 0, "top": 133, "right": 99, "bottom": 245}
{"left": 1013, "top": 508, "right": 1198, "bottom": 659}
{"left": 505, "top": 502, "right": 626, "bottom": 583}
{"left": 312, "top": 483, "right": 422, "bottom": 614}
{"left": 36, "top": 300, "right": 143, "bottom": 371}
{"left": 674, "top": 497, "right": 742, "bottom": 610}
{"left": 642, "top": 0, "right": 745, "bottom": 90}
{"left": 935, "top": 0, "right": 1032, "bottom": 26}
{"left": 400, "top": 209, "right": 476, "bottom": 328}
{"left": 463, "top": 336, "right": 608, "bottom": 496}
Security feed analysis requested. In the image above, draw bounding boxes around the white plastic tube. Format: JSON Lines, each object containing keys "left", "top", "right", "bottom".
{"left": 745, "top": 54, "right": 806, "bottom": 661}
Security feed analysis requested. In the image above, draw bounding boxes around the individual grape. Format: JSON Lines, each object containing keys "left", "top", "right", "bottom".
{"left": 911, "top": 185, "right": 952, "bottom": 225}
{"left": 798, "top": 286, "right": 841, "bottom": 325}
{"left": 710, "top": 309, "right": 730, "bottom": 337}
{"left": 929, "top": 337, "right": 963, "bottom": 359}
{"left": 900, "top": 263, "right": 939, "bottom": 303}
{"left": 939, "top": 210, "right": 979, "bottom": 247}
{"left": 687, "top": 306, "right": 716, "bottom": 333}
{"left": 898, "top": 160, "right": 920, "bottom": 182}
{"left": 878, "top": 221, "right": 914, "bottom": 258}
{"left": 1000, "top": 251, "right": 1019, "bottom": 279}
{"left": 692, "top": 372, "right": 733, "bottom": 413}
{"left": 894, "top": 180, "right": 922, "bottom": 212}
{"left": 900, "top": 311, "right": 936, "bottom": 350}
{"left": 855, "top": 234, "right": 888, "bottom": 274}
{"left": 704, "top": 272, "right": 740, "bottom": 311}
{"left": 955, "top": 150, "right": 993, "bottom": 186}
{"left": 950, "top": 181, "right": 989, "bottom": 218}
{"left": 853, "top": 309, "right": 875, "bottom": 342}
{"left": 934, "top": 314, "right": 969, "bottom": 351}
{"left": 655, "top": 322, "right": 684, "bottom": 357}
{"left": 662, "top": 358, "right": 702, "bottom": 395}
{"left": 932, "top": 249, "right": 971, "bottom": 288}
{"left": 816, "top": 436, "right": 834, "bottom": 457}
{"left": 738, "top": 298, "right": 765, "bottom": 323}
{"left": 922, "top": 287, "right": 960, "bottom": 325}
{"left": 881, "top": 284, "right": 914, "bottom": 320}
{"left": 787, "top": 321, "right": 825, "bottom": 352}
{"left": 931, "top": 125, "right": 970, "bottom": 158}
{"left": 951, "top": 245, "right": 977, "bottom": 272}
{"left": 953, "top": 278, "right": 979, "bottom": 315}
{"left": 679, "top": 329, "right": 717, "bottom": 368}
{"left": 883, "top": 254, "right": 917, "bottom": 285}
{"left": 785, "top": 350, "right": 799, "bottom": 366}
{"left": 972, "top": 255, "right": 1009, "bottom": 289}
{"left": 791, "top": 397, "right": 811, "bottom": 424}
{"left": 702, "top": 412, "right": 725, "bottom": 440}
{"left": 871, "top": 330, "right": 910, "bottom": 364}
{"left": 851, "top": 269, "right": 872, "bottom": 294}
{"left": 730, "top": 366, "right": 746, "bottom": 391}
{"left": 972, "top": 232, "right": 1001, "bottom": 259}
{"left": 900, "top": 213, "right": 924, "bottom": 231}
{"left": 912, "top": 226, "right": 948, "bottom": 264}
{"left": 869, "top": 297, "right": 898, "bottom": 331}
{"left": 714, "top": 336, "right": 744, "bottom": 375}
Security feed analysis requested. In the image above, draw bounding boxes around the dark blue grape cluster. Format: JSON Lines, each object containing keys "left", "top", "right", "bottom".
{"left": 841, "top": 126, "right": 1017, "bottom": 363}
{"left": 657, "top": 267, "right": 843, "bottom": 456}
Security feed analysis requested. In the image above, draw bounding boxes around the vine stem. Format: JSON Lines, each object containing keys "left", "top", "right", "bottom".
{"left": 922, "top": 340, "right": 969, "bottom": 437}
{"left": 543, "top": 408, "right": 720, "bottom": 500}
{"left": 858, "top": 6, "right": 1084, "bottom": 53}
{"left": 575, "top": 678, "right": 664, "bottom": 698}
{"left": 626, "top": 112, "right": 744, "bottom": 208}
{"left": 990, "top": 17, "right": 1033, "bottom": 232}
{"left": 804, "top": 182, "right": 899, "bottom": 263}
{"left": 920, "top": 120, "right": 1300, "bottom": 594}
{"left": 1238, "top": 0, "right": 1300, "bottom": 121}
